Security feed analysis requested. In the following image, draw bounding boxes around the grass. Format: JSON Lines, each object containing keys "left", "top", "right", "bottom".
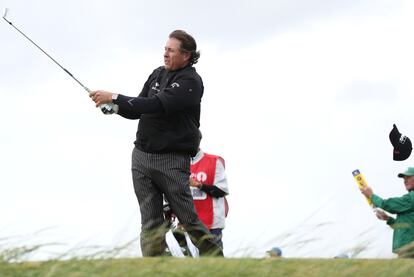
{"left": 1, "top": 224, "right": 413, "bottom": 277}
{"left": 1, "top": 235, "right": 414, "bottom": 277}
{"left": 1, "top": 257, "right": 414, "bottom": 277}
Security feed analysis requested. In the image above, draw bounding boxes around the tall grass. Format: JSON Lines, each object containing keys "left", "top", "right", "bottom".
{"left": 1, "top": 223, "right": 413, "bottom": 276}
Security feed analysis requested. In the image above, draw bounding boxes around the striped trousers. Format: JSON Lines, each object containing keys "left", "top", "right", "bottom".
{"left": 131, "top": 147, "right": 223, "bottom": 257}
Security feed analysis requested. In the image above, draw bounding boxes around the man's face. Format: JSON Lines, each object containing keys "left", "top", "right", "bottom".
{"left": 164, "top": 38, "right": 190, "bottom": 71}
{"left": 403, "top": 176, "right": 414, "bottom": 191}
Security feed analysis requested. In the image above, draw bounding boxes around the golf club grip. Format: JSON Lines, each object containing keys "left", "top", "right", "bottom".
{"left": 100, "top": 103, "right": 116, "bottom": 115}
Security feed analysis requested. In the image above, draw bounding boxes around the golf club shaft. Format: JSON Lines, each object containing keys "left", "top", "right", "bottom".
{"left": 3, "top": 9, "right": 115, "bottom": 114}
{"left": 2, "top": 15, "right": 90, "bottom": 93}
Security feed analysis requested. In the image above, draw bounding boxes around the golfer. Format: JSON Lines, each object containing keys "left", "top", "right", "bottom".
{"left": 90, "top": 30, "right": 223, "bottom": 257}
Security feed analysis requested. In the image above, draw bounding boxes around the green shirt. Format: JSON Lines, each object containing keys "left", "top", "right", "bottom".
{"left": 371, "top": 191, "right": 414, "bottom": 253}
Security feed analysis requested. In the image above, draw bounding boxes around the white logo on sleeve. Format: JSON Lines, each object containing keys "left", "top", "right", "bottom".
{"left": 171, "top": 82, "right": 180, "bottom": 88}
{"left": 151, "top": 82, "right": 160, "bottom": 92}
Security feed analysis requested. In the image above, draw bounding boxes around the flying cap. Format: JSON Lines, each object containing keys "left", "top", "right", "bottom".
{"left": 397, "top": 167, "right": 414, "bottom": 178}
{"left": 389, "top": 124, "right": 412, "bottom": 161}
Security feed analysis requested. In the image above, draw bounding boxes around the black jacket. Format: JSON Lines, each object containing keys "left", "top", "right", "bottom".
{"left": 114, "top": 65, "right": 203, "bottom": 156}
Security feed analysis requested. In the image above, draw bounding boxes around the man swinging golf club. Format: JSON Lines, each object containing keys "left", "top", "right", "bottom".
{"left": 90, "top": 30, "right": 223, "bottom": 257}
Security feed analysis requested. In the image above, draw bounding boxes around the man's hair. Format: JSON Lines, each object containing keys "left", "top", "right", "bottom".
{"left": 169, "top": 30, "right": 200, "bottom": 65}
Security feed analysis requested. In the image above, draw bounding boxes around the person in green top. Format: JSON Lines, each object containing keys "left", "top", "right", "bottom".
{"left": 360, "top": 167, "right": 414, "bottom": 257}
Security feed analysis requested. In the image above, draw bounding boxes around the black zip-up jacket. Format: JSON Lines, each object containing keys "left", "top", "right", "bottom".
{"left": 113, "top": 65, "right": 203, "bottom": 156}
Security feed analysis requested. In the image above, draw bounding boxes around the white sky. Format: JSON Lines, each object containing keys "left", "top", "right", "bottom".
{"left": 1, "top": 0, "right": 414, "bottom": 259}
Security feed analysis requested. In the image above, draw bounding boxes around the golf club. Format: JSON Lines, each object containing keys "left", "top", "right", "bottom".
{"left": 2, "top": 8, "right": 115, "bottom": 114}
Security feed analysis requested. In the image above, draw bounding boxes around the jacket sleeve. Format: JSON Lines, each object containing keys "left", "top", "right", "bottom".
{"left": 371, "top": 192, "right": 414, "bottom": 214}
{"left": 200, "top": 185, "right": 227, "bottom": 198}
{"left": 114, "top": 94, "right": 163, "bottom": 118}
{"left": 115, "top": 68, "right": 163, "bottom": 119}
{"left": 386, "top": 217, "right": 396, "bottom": 226}
{"left": 200, "top": 158, "right": 229, "bottom": 198}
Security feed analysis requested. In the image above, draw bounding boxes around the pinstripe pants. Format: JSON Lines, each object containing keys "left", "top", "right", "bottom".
{"left": 131, "top": 147, "right": 223, "bottom": 257}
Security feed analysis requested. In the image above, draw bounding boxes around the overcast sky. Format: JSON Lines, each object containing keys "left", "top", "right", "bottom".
{"left": 1, "top": 0, "right": 414, "bottom": 259}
